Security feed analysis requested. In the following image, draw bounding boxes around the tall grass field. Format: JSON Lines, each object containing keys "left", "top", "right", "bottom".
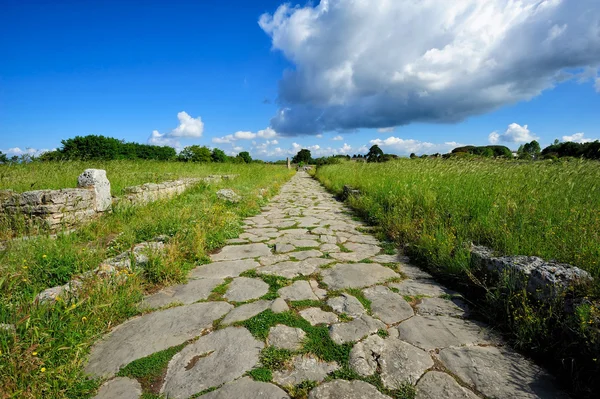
{"left": 0, "top": 161, "right": 294, "bottom": 398}
{"left": 315, "top": 158, "right": 600, "bottom": 396}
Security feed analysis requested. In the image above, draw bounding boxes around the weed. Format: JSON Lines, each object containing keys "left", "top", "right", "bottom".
{"left": 259, "top": 346, "right": 294, "bottom": 370}
{"left": 247, "top": 367, "right": 273, "bottom": 382}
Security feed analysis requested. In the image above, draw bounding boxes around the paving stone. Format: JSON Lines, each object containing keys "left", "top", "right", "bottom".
{"left": 327, "top": 293, "right": 366, "bottom": 318}
{"left": 93, "top": 377, "right": 142, "bottom": 399}
{"left": 437, "top": 346, "right": 561, "bottom": 399}
{"left": 416, "top": 297, "right": 468, "bottom": 317}
{"left": 329, "top": 314, "right": 386, "bottom": 344}
{"left": 400, "top": 264, "right": 433, "bottom": 279}
{"left": 308, "top": 379, "right": 391, "bottom": 399}
{"left": 346, "top": 235, "right": 380, "bottom": 245}
{"left": 415, "top": 371, "right": 479, "bottom": 399}
{"left": 139, "top": 278, "right": 224, "bottom": 309}
{"left": 287, "top": 239, "right": 321, "bottom": 248}
{"left": 161, "top": 327, "right": 263, "bottom": 399}
{"left": 271, "top": 220, "right": 297, "bottom": 229}
{"left": 85, "top": 302, "right": 233, "bottom": 378}
{"left": 320, "top": 235, "right": 338, "bottom": 244}
{"left": 201, "top": 377, "right": 290, "bottom": 399}
{"left": 210, "top": 243, "right": 271, "bottom": 261}
{"left": 278, "top": 228, "right": 310, "bottom": 236}
{"left": 330, "top": 243, "right": 381, "bottom": 262}
{"left": 259, "top": 254, "right": 290, "bottom": 266}
{"left": 273, "top": 354, "right": 339, "bottom": 386}
{"left": 369, "top": 254, "right": 402, "bottom": 263}
{"left": 320, "top": 243, "right": 341, "bottom": 253}
{"left": 397, "top": 315, "right": 498, "bottom": 350}
{"left": 350, "top": 335, "right": 433, "bottom": 387}
{"left": 291, "top": 249, "right": 323, "bottom": 260}
{"left": 224, "top": 277, "right": 269, "bottom": 302}
{"left": 271, "top": 297, "right": 289, "bottom": 313}
{"left": 259, "top": 258, "right": 334, "bottom": 279}
{"left": 226, "top": 238, "right": 247, "bottom": 244}
{"left": 296, "top": 216, "right": 322, "bottom": 227}
{"left": 221, "top": 300, "right": 271, "bottom": 325}
{"left": 321, "top": 263, "right": 400, "bottom": 290}
{"left": 363, "top": 285, "right": 414, "bottom": 324}
{"left": 279, "top": 280, "right": 319, "bottom": 301}
{"left": 275, "top": 243, "right": 296, "bottom": 253}
{"left": 389, "top": 279, "right": 450, "bottom": 297}
{"left": 309, "top": 280, "right": 328, "bottom": 299}
{"left": 268, "top": 325, "right": 306, "bottom": 350}
{"left": 189, "top": 259, "right": 259, "bottom": 279}
{"left": 300, "top": 307, "right": 339, "bottom": 326}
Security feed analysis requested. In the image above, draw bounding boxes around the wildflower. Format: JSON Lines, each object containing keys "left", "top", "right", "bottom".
{"left": 82, "top": 316, "right": 87, "bottom": 322}
{"left": 42, "top": 254, "right": 47, "bottom": 259}
{"left": 32, "top": 352, "right": 38, "bottom": 356}
{"left": 41, "top": 367, "right": 46, "bottom": 373}
{"left": 71, "top": 304, "right": 76, "bottom": 309}
{"left": 22, "top": 266, "right": 28, "bottom": 269}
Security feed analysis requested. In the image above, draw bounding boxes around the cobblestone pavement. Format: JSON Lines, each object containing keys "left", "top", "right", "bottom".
{"left": 88, "top": 172, "right": 563, "bottom": 399}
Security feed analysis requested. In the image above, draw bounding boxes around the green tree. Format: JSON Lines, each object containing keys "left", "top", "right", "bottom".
{"left": 211, "top": 148, "right": 227, "bottom": 163}
{"left": 179, "top": 145, "right": 212, "bottom": 162}
{"left": 237, "top": 151, "right": 252, "bottom": 163}
{"left": 409, "top": 153, "right": 417, "bottom": 159}
{"left": 292, "top": 149, "right": 312, "bottom": 164}
{"left": 366, "top": 145, "right": 384, "bottom": 163}
{"left": 522, "top": 140, "right": 541, "bottom": 157}
{"left": 0, "top": 151, "right": 8, "bottom": 164}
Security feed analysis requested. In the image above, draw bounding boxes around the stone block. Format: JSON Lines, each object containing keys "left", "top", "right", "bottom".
{"left": 78, "top": 169, "right": 111, "bottom": 212}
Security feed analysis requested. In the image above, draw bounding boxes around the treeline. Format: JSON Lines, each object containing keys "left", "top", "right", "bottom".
{"left": 541, "top": 140, "right": 600, "bottom": 160}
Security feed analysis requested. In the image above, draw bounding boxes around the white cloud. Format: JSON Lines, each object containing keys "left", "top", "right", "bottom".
{"left": 370, "top": 137, "right": 461, "bottom": 155}
{"left": 595, "top": 77, "right": 600, "bottom": 92}
{"left": 213, "top": 127, "right": 279, "bottom": 144}
{"left": 332, "top": 135, "right": 343, "bottom": 141}
{"left": 1, "top": 147, "right": 52, "bottom": 157}
{"left": 562, "top": 132, "right": 596, "bottom": 143}
{"left": 488, "top": 123, "right": 538, "bottom": 144}
{"left": 377, "top": 127, "right": 395, "bottom": 133}
{"left": 257, "top": 127, "right": 278, "bottom": 139}
{"left": 260, "top": 0, "right": 600, "bottom": 135}
{"left": 234, "top": 131, "right": 257, "bottom": 140}
{"left": 251, "top": 141, "right": 358, "bottom": 158}
{"left": 148, "top": 111, "right": 204, "bottom": 148}
{"left": 316, "top": 134, "right": 323, "bottom": 138}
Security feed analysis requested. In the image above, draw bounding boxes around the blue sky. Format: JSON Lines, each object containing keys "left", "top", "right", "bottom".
{"left": 1, "top": 0, "right": 599, "bottom": 160}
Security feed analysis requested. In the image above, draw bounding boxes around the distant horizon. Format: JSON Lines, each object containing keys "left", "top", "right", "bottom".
{"left": 2, "top": 0, "right": 599, "bottom": 161}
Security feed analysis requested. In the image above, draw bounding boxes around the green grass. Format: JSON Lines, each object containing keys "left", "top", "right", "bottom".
{"left": 259, "top": 346, "right": 294, "bottom": 370}
{"left": 0, "top": 162, "right": 294, "bottom": 398}
{"left": 247, "top": 367, "right": 273, "bottom": 382}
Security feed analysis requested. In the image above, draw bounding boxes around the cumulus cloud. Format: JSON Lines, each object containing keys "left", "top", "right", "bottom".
{"left": 332, "top": 135, "right": 343, "bottom": 141}
{"left": 251, "top": 141, "right": 358, "bottom": 158}
{"left": 489, "top": 123, "right": 538, "bottom": 144}
{"left": 1, "top": 147, "right": 52, "bottom": 157}
{"left": 148, "top": 111, "right": 204, "bottom": 148}
{"left": 377, "top": 127, "right": 395, "bottom": 133}
{"left": 562, "top": 132, "right": 597, "bottom": 143}
{"left": 370, "top": 137, "right": 461, "bottom": 155}
{"left": 213, "top": 127, "right": 279, "bottom": 144}
{"left": 260, "top": 0, "right": 600, "bottom": 135}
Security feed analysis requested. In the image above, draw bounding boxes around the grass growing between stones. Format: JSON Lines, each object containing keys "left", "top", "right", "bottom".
{"left": 315, "top": 158, "right": 600, "bottom": 397}
{"left": 0, "top": 163, "right": 294, "bottom": 398}
{"left": 117, "top": 343, "right": 185, "bottom": 394}
{"left": 247, "top": 367, "right": 273, "bottom": 382}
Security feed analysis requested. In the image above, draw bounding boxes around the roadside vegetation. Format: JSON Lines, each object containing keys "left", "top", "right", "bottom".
{"left": 315, "top": 157, "right": 600, "bottom": 397}
{"left": 0, "top": 162, "right": 294, "bottom": 398}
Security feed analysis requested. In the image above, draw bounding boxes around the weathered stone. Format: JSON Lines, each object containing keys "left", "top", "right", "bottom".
{"left": 327, "top": 293, "right": 366, "bottom": 318}
{"left": 273, "top": 354, "right": 339, "bottom": 386}
{"left": 268, "top": 325, "right": 306, "bottom": 350}
{"left": 222, "top": 300, "right": 274, "bottom": 325}
{"left": 287, "top": 239, "right": 321, "bottom": 248}
{"left": 346, "top": 235, "right": 380, "bottom": 245}
{"left": 259, "top": 258, "right": 334, "bottom": 279}
{"left": 363, "top": 285, "right": 414, "bottom": 324}
{"left": 279, "top": 280, "right": 319, "bottom": 301}
{"left": 201, "top": 377, "right": 289, "bottom": 399}
{"left": 216, "top": 188, "right": 241, "bottom": 203}
{"left": 437, "top": 346, "right": 561, "bottom": 399}
{"left": 161, "top": 327, "right": 263, "bottom": 399}
{"left": 271, "top": 297, "right": 289, "bottom": 313}
{"left": 291, "top": 249, "right": 323, "bottom": 260}
{"left": 330, "top": 243, "right": 381, "bottom": 262}
{"left": 78, "top": 169, "right": 112, "bottom": 212}
{"left": 189, "top": 259, "right": 259, "bottom": 279}
{"left": 320, "top": 243, "right": 341, "bottom": 253}
{"left": 259, "top": 254, "right": 290, "bottom": 266}
{"left": 224, "top": 277, "right": 269, "bottom": 302}
{"left": 93, "top": 377, "right": 142, "bottom": 399}
{"left": 226, "top": 238, "right": 247, "bottom": 244}
{"left": 139, "top": 278, "right": 224, "bottom": 309}
{"left": 309, "top": 279, "right": 327, "bottom": 299}
{"left": 85, "top": 302, "right": 233, "bottom": 378}
{"left": 308, "top": 379, "right": 391, "bottom": 399}
{"left": 369, "top": 254, "right": 402, "bottom": 264}
{"left": 389, "top": 279, "right": 450, "bottom": 297}
{"left": 275, "top": 243, "right": 296, "bottom": 253}
{"left": 400, "top": 264, "right": 433, "bottom": 279}
{"left": 321, "top": 263, "right": 400, "bottom": 290}
{"left": 397, "top": 315, "right": 498, "bottom": 351}
{"left": 210, "top": 243, "right": 271, "bottom": 261}
{"left": 300, "top": 307, "right": 339, "bottom": 326}
{"left": 416, "top": 297, "right": 468, "bottom": 317}
{"left": 329, "top": 314, "right": 386, "bottom": 344}
{"left": 350, "top": 335, "right": 433, "bottom": 387}
{"left": 415, "top": 371, "right": 479, "bottom": 399}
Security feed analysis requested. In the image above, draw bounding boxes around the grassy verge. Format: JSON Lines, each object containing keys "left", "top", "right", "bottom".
{"left": 0, "top": 163, "right": 294, "bottom": 398}
{"left": 315, "top": 158, "right": 600, "bottom": 397}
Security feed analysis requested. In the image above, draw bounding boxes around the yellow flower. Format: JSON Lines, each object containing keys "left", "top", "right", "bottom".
{"left": 41, "top": 367, "right": 46, "bottom": 373}
{"left": 32, "top": 352, "right": 38, "bottom": 356}
{"left": 22, "top": 266, "right": 28, "bottom": 269}
{"left": 71, "top": 304, "right": 76, "bottom": 309}
{"left": 42, "top": 254, "right": 47, "bottom": 259}
{"left": 82, "top": 317, "right": 87, "bottom": 322}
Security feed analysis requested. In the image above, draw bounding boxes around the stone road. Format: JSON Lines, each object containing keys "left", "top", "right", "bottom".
{"left": 88, "top": 172, "right": 562, "bottom": 399}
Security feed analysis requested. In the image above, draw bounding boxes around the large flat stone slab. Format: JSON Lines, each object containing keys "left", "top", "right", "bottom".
{"left": 221, "top": 300, "right": 288, "bottom": 325}
{"left": 437, "top": 346, "right": 561, "bottom": 399}
{"left": 350, "top": 335, "right": 433, "bottom": 387}
{"left": 85, "top": 302, "right": 233, "bottom": 378}
{"left": 93, "top": 377, "right": 142, "bottom": 399}
{"left": 363, "top": 285, "right": 414, "bottom": 324}
{"left": 278, "top": 280, "right": 319, "bottom": 301}
{"left": 189, "top": 259, "right": 259, "bottom": 279}
{"left": 415, "top": 371, "right": 479, "bottom": 399}
{"left": 327, "top": 293, "right": 366, "bottom": 318}
{"left": 300, "top": 307, "right": 339, "bottom": 326}
{"left": 416, "top": 297, "right": 468, "bottom": 317}
{"left": 201, "top": 377, "right": 289, "bottom": 399}
{"left": 389, "top": 279, "right": 450, "bottom": 297}
{"left": 210, "top": 243, "right": 271, "bottom": 261}
{"left": 321, "top": 263, "right": 400, "bottom": 290}
{"left": 224, "top": 277, "right": 269, "bottom": 302}
{"left": 273, "top": 354, "right": 339, "bottom": 386}
{"left": 329, "top": 314, "right": 386, "bottom": 344}
{"left": 161, "top": 327, "right": 263, "bottom": 398}
{"left": 139, "top": 278, "right": 224, "bottom": 309}
{"left": 259, "top": 258, "right": 334, "bottom": 279}
{"left": 397, "top": 315, "right": 498, "bottom": 350}
{"left": 268, "top": 325, "right": 306, "bottom": 350}
{"left": 308, "top": 379, "right": 391, "bottom": 399}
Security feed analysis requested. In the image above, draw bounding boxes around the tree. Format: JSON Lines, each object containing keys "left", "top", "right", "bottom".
{"left": 522, "top": 140, "right": 541, "bottom": 157}
{"left": 211, "top": 148, "right": 227, "bottom": 163}
{"left": 0, "top": 151, "right": 7, "bottom": 164}
{"left": 237, "top": 151, "right": 252, "bottom": 163}
{"left": 409, "top": 153, "right": 417, "bottom": 159}
{"left": 179, "top": 145, "right": 212, "bottom": 162}
{"left": 292, "top": 149, "right": 312, "bottom": 164}
{"left": 366, "top": 145, "right": 384, "bottom": 163}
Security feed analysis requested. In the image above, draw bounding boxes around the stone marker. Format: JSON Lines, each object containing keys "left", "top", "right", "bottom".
{"left": 78, "top": 169, "right": 112, "bottom": 212}
{"left": 93, "top": 377, "right": 142, "bottom": 399}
